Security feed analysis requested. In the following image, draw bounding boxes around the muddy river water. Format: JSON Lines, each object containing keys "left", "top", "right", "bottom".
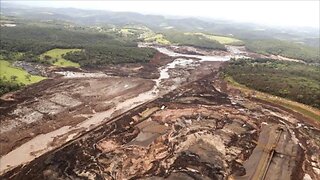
{"left": 0, "top": 45, "right": 248, "bottom": 174}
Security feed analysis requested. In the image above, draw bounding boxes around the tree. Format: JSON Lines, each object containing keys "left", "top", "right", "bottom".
{"left": 10, "top": 75, "right": 18, "bottom": 82}
{"left": 25, "top": 74, "right": 31, "bottom": 81}
{"left": 44, "top": 55, "right": 52, "bottom": 61}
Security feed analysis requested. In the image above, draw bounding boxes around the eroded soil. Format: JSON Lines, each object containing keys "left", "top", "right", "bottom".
{"left": 2, "top": 73, "right": 319, "bottom": 180}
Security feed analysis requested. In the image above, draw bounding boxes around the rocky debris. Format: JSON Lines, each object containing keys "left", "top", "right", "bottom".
{"left": 233, "top": 124, "right": 302, "bottom": 180}
{"left": 2, "top": 74, "right": 318, "bottom": 180}
{"left": 55, "top": 71, "right": 110, "bottom": 78}
{"left": 49, "top": 94, "right": 82, "bottom": 107}
{"left": 12, "top": 61, "right": 49, "bottom": 76}
{"left": 101, "top": 53, "right": 175, "bottom": 79}
{"left": 1, "top": 45, "right": 319, "bottom": 180}
{"left": 169, "top": 45, "right": 230, "bottom": 56}
{"left": 0, "top": 77, "right": 154, "bottom": 157}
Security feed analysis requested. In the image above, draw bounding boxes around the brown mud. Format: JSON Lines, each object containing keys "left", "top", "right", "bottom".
{"left": 0, "top": 45, "right": 319, "bottom": 179}
{"left": 1, "top": 73, "right": 319, "bottom": 180}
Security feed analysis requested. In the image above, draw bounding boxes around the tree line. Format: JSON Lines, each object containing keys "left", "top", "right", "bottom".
{"left": 224, "top": 58, "right": 320, "bottom": 108}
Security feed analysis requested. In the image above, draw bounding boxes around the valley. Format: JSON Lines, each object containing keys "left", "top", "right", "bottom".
{"left": 1, "top": 44, "right": 319, "bottom": 179}
{"left": 0, "top": 2, "right": 319, "bottom": 180}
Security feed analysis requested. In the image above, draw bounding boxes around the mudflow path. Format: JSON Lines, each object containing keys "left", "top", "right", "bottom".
{"left": 0, "top": 45, "right": 319, "bottom": 179}
{"left": 2, "top": 73, "right": 320, "bottom": 180}
{"left": 0, "top": 45, "right": 227, "bottom": 175}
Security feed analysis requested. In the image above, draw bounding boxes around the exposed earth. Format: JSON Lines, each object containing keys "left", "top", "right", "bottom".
{"left": 0, "top": 45, "right": 319, "bottom": 180}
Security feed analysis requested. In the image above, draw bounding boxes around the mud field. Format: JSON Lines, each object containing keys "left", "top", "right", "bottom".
{"left": 0, "top": 45, "right": 319, "bottom": 179}
{"left": 0, "top": 77, "right": 155, "bottom": 153}
{"left": 1, "top": 73, "right": 319, "bottom": 180}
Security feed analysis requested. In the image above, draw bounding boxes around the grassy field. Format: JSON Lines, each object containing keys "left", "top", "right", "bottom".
{"left": 0, "top": 60, "right": 46, "bottom": 85}
{"left": 224, "top": 75, "right": 320, "bottom": 122}
{"left": 40, "top": 49, "right": 81, "bottom": 67}
{"left": 144, "top": 33, "right": 171, "bottom": 45}
{"left": 185, "top": 32, "right": 244, "bottom": 45}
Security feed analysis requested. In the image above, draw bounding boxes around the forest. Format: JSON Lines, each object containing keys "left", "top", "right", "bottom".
{"left": 224, "top": 58, "right": 320, "bottom": 108}
{"left": 63, "top": 46, "right": 156, "bottom": 67}
{"left": 0, "top": 25, "right": 157, "bottom": 95}
{"left": 0, "top": 25, "right": 155, "bottom": 65}
{"left": 0, "top": 78, "right": 23, "bottom": 96}
{"left": 245, "top": 39, "right": 320, "bottom": 64}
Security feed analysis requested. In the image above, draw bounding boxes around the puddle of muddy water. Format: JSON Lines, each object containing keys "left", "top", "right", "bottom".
{"left": 0, "top": 126, "right": 71, "bottom": 174}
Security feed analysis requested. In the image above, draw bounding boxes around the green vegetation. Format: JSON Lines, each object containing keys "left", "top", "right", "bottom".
{"left": 224, "top": 75, "right": 320, "bottom": 122}
{"left": 0, "top": 78, "right": 22, "bottom": 96}
{"left": 0, "top": 25, "right": 156, "bottom": 67}
{"left": 245, "top": 39, "right": 320, "bottom": 63}
{"left": 114, "top": 25, "right": 154, "bottom": 41}
{"left": 185, "top": 32, "right": 244, "bottom": 45}
{"left": 224, "top": 58, "right": 320, "bottom": 108}
{"left": 163, "top": 31, "right": 226, "bottom": 50}
{"left": 63, "top": 46, "right": 156, "bottom": 67}
{"left": 0, "top": 51, "right": 24, "bottom": 61}
{"left": 120, "top": 25, "right": 173, "bottom": 45}
{"left": 1, "top": 25, "right": 116, "bottom": 55}
{"left": 119, "top": 28, "right": 135, "bottom": 35}
{"left": 0, "top": 60, "right": 46, "bottom": 95}
{"left": 0, "top": 24, "right": 158, "bottom": 94}
{"left": 0, "top": 60, "right": 45, "bottom": 84}
{"left": 144, "top": 34, "right": 171, "bottom": 45}
{"left": 40, "top": 49, "right": 81, "bottom": 67}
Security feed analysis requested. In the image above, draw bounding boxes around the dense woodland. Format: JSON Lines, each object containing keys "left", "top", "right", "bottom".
{"left": 245, "top": 40, "right": 320, "bottom": 64}
{"left": 0, "top": 25, "right": 157, "bottom": 94}
{"left": 0, "top": 79, "right": 23, "bottom": 96}
{"left": 1, "top": 26, "right": 113, "bottom": 54}
{"left": 0, "top": 25, "right": 155, "bottom": 65}
{"left": 63, "top": 46, "right": 156, "bottom": 67}
{"left": 224, "top": 58, "right": 320, "bottom": 108}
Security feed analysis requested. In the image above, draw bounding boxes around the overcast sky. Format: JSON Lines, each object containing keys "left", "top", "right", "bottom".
{"left": 4, "top": 0, "right": 320, "bottom": 28}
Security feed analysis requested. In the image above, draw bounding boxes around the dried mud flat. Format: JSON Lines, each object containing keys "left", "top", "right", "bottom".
{"left": 1, "top": 73, "right": 319, "bottom": 180}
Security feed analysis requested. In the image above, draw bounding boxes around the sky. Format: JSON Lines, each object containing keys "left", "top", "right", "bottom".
{"left": 4, "top": 0, "right": 320, "bottom": 28}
